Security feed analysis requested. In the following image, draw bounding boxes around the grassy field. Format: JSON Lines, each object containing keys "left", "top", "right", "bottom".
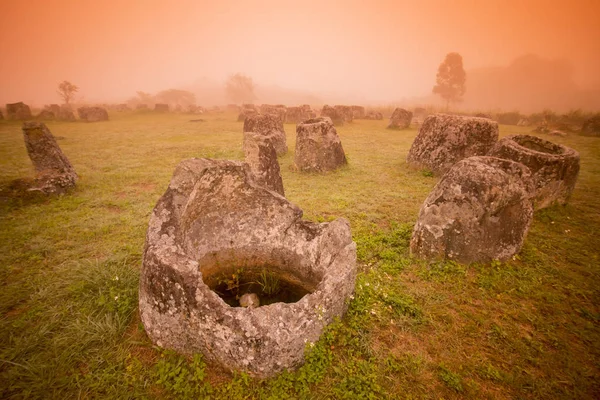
{"left": 1, "top": 112, "right": 599, "bottom": 399}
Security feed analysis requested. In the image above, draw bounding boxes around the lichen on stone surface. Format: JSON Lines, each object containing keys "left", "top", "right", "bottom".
{"left": 139, "top": 158, "right": 356, "bottom": 377}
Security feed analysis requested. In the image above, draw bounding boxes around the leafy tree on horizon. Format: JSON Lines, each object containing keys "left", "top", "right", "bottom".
{"left": 57, "top": 80, "right": 79, "bottom": 105}
{"left": 225, "top": 73, "right": 256, "bottom": 104}
{"left": 432, "top": 53, "right": 466, "bottom": 110}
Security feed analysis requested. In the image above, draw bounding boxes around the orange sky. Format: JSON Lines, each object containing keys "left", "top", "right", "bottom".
{"left": 1, "top": 0, "right": 599, "bottom": 106}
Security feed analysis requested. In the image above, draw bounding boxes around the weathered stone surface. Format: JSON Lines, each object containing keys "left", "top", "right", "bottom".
{"left": 301, "top": 104, "right": 316, "bottom": 118}
{"left": 411, "top": 156, "right": 534, "bottom": 263}
{"left": 21, "top": 122, "right": 78, "bottom": 194}
{"left": 351, "top": 105, "right": 365, "bottom": 119}
{"left": 237, "top": 108, "right": 258, "bottom": 122}
{"left": 487, "top": 134, "right": 580, "bottom": 209}
{"left": 154, "top": 103, "right": 169, "bottom": 112}
{"left": 407, "top": 114, "right": 499, "bottom": 175}
{"left": 136, "top": 104, "right": 149, "bottom": 110}
{"left": 260, "top": 104, "right": 287, "bottom": 123}
{"left": 139, "top": 158, "right": 356, "bottom": 377}
{"left": 414, "top": 107, "right": 427, "bottom": 117}
{"left": 243, "top": 131, "right": 285, "bottom": 196}
{"left": 57, "top": 106, "right": 76, "bottom": 121}
{"left": 387, "top": 108, "right": 413, "bottom": 130}
{"left": 581, "top": 115, "right": 600, "bottom": 136}
{"left": 0, "top": 109, "right": 3, "bottom": 120}
{"left": 285, "top": 106, "right": 312, "bottom": 124}
{"left": 294, "top": 117, "right": 347, "bottom": 172}
{"left": 6, "top": 102, "right": 32, "bottom": 120}
{"left": 364, "top": 111, "right": 383, "bottom": 120}
{"left": 334, "top": 105, "right": 353, "bottom": 123}
{"left": 36, "top": 110, "right": 55, "bottom": 120}
{"left": 48, "top": 104, "right": 61, "bottom": 115}
{"left": 77, "top": 106, "right": 109, "bottom": 122}
{"left": 320, "top": 105, "right": 345, "bottom": 126}
{"left": 243, "top": 114, "right": 288, "bottom": 156}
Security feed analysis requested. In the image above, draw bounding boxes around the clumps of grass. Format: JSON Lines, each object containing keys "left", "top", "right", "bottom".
{"left": 66, "top": 256, "right": 139, "bottom": 319}
{"left": 257, "top": 268, "right": 280, "bottom": 297}
{"left": 438, "top": 364, "right": 464, "bottom": 392}
{"left": 417, "top": 259, "right": 467, "bottom": 282}
{"left": 0, "top": 254, "right": 140, "bottom": 399}
{"left": 379, "top": 291, "right": 423, "bottom": 320}
{"left": 332, "top": 359, "right": 383, "bottom": 399}
{"left": 153, "top": 350, "right": 212, "bottom": 399}
{"left": 355, "top": 222, "right": 413, "bottom": 274}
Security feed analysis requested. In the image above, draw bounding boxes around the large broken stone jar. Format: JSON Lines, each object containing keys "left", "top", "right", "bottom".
{"left": 410, "top": 156, "right": 535, "bottom": 264}
{"left": 487, "top": 134, "right": 580, "bottom": 210}
{"left": 139, "top": 158, "right": 357, "bottom": 377}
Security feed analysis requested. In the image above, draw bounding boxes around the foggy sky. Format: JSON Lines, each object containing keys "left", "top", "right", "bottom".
{"left": 1, "top": 0, "right": 599, "bottom": 108}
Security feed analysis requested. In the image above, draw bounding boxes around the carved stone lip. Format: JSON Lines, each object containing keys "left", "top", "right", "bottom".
{"left": 139, "top": 158, "right": 356, "bottom": 377}
{"left": 487, "top": 134, "right": 580, "bottom": 210}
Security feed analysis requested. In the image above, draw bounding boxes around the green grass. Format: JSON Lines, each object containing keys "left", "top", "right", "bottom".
{"left": 1, "top": 112, "right": 599, "bottom": 399}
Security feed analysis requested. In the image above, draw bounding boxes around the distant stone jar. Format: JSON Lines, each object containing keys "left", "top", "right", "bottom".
{"left": 77, "top": 106, "right": 109, "bottom": 122}
{"left": 237, "top": 107, "right": 258, "bottom": 122}
{"left": 351, "top": 105, "right": 366, "bottom": 119}
{"left": 581, "top": 115, "right": 600, "bottom": 136}
{"left": 364, "top": 111, "right": 383, "bottom": 120}
{"left": 285, "top": 106, "right": 312, "bottom": 124}
{"left": 294, "top": 117, "right": 347, "bottom": 172}
{"left": 320, "top": 105, "right": 345, "bottom": 126}
{"left": 139, "top": 158, "right": 357, "bottom": 377}
{"left": 334, "top": 105, "right": 354, "bottom": 123}
{"left": 407, "top": 114, "right": 499, "bottom": 175}
{"left": 154, "top": 103, "right": 169, "bottom": 112}
{"left": 243, "top": 113, "right": 288, "bottom": 156}
{"left": 387, "top": 108, "right": 412, "bottom": 129}
{"left": 57, "top": 106, "right": 76, "bottom": 121}
{"left": 411, "top": 156, "right": 535, "bottom": 264}
{"left": 487, "top": 134, "right": 580, "bottom": 209}
{"left": 36, "top": 110, "right": 55, "bottom": 120}
{"left": 6, "top": 102, "right": 32, "bottom": 120}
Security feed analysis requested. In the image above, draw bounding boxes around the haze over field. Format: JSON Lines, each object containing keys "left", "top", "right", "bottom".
{"left": 1, "top": 0, "right": 599, "bottom": 111}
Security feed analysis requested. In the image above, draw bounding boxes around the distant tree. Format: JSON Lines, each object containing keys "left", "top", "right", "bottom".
{"left": 432, "top": 53, "right": 466, "bottom": 110}
{"left": 225, "top": 73, "right": 256, "bottom": 104}
{"left": 57, "top": 80, "right": 79, "bottom": 105}
{"left": 155, "top": 89, "right": 196, "bottom": 107}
